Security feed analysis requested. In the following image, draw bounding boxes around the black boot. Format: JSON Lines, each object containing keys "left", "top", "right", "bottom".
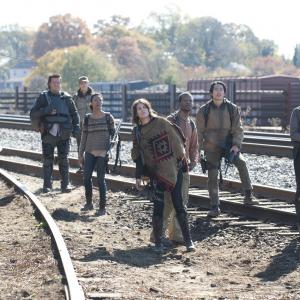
{"left": 43, "top": 159, "right": 53, "bottom": 193}
{"left": 152, "top": 216, "right": 165, "bottom": 253}
{"left": 177, "top": 213, "right": 195, "bottom": 252}
{"left": 59, "top": 160, "right": 71, "bottom": 193}
{"left": 295, "top": 199, "right": 300, "bottom": 233}
{"left": 81, "top": 196, "right": 93, "bottom": 211}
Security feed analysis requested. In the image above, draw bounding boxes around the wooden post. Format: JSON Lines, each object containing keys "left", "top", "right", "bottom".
{"left": 169, "top": 84, "right": 176, "bottom": 113}
{"left": 23, "top": 86, "right": 28, "bottom": 113}
{"left": 15, "top": 86, "right": 19, "bottom": 110}
{"left": 227, "top": 80, "right": 236, "bottom": 103}
{"left": 121, "top": 84, "right": 127, "bottom": 121}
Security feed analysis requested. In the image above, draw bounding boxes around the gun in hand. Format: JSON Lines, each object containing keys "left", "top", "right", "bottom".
{"left": 200, "top": 154, "right": 207, "bottom": 174}
{"left": 224, "top": 150, "right": 236, "bottom": 176}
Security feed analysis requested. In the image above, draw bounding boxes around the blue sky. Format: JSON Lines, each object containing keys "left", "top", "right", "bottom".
{"left": 2, "top": 0, "right": 299, "bottom": 58}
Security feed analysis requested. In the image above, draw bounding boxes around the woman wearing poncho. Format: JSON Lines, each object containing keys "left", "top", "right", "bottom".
{"left": 131, "top": 98, "right": 195, "bottom": 253}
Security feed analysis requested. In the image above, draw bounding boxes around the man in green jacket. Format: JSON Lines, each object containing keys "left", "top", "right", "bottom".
{"left": 196, "top": 81, "right": 258, "bottom": 217}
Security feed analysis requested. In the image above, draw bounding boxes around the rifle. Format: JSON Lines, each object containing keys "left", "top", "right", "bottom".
{"left": 200, "top": 153, "right": 207, "bottom": 174}
{"left": 106, "top": 118, "right": 123, "bottom": 173}
{"left": 224, "top": 150, "right": 237, "bottom": 176}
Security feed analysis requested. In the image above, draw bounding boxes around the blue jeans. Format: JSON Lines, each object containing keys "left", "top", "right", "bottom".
{"left": 83, "top": 152, "right": 107, "bottom": 209}
{"left": 42, "top": 138, "right": 70, "bottom": 189}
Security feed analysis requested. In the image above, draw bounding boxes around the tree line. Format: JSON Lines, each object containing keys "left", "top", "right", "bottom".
{"left": 1, "top": 8, "right": 300, "bottom": 92}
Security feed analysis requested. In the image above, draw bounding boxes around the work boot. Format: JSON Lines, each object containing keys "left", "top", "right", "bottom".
{"left": 150, "top": 233, "right": 173, "bottom": 247}
{"left": 207, "top": 206, "right": 221, "bottom": 218}
{"left": 152, "top": 216, "right": 165, "bottom": 253}
{"left": 81, "top": 203, "right": 94, "bottom": 211}
{"left": 95, "top": 208, "right": 107, "bottom": 216}
{"left": 61, "top": 184, "right": 72, "bottom": 193}
{"left": 176, "top": 213, "right": 195, "bottom": 252}
{"left": 295, "top": 200, "right": 300, "bottom": 233}
{"left": 244, "top": 190, "right": 259, "bottom": 205}
{"left": 42, "top": 186, "right": 52, "bottom": 193}
{"left": 43, "top": 161, "right": 53, "bottom": 193}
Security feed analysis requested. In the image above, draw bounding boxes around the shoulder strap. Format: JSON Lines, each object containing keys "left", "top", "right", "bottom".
{"left": 190, "top": 118, "right": 196, "bottom": 131}
{"left": 204, "top": 102, "right": 211, "bottom": 128}
{"left": 225, "top": 100, "right": 236, "bottom": 127}
{"left": 134, "top": 125, "right": 142, "bottom": 144}
{"left": 43, "top": 91, "right": 51, "bottom": 106}
{"left": 83, "top": 114, "right": 91, "bottom": 126}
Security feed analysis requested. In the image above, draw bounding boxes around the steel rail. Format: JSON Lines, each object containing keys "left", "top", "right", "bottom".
{"left": 0, "top": 168, "right": 85, "bottom": 300}
{"left": 0, "top": 148, "right": 296, "bottom": 225}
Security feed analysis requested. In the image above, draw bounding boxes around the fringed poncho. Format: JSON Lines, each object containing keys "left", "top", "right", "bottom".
{"left": 131, "top": 117, "right": 187, "bottom": 191}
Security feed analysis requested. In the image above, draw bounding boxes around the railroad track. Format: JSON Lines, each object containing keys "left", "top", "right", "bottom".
{"left": 0, "top": 147, "right": 298, "bottom": 233}
{"left": 0, "top": 168, "right": 85, "bottom": 300}
{"left": 0, "top": 114, "right": 294, "bottom": 157}
{"left": 1, "top": 148, "right": 300, "bottom": 298}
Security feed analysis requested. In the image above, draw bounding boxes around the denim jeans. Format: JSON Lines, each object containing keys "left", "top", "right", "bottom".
{"left": 42, "top": 137, "right": 70, "bottom": 188}
{"left": 83, "top": 152, "right": 107, "bottom": 209}
{"left": 153, "top": 168, "right": 187, "bottom": 218}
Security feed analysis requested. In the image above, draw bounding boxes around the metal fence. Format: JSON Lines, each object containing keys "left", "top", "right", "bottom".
{"left": 0, "top": 79, "right": 298, "bottom": 127}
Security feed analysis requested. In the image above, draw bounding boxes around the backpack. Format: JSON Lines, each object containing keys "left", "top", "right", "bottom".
{"left": 203, "top": 99, "right": 236, "bottom": 128}
{"left": 30, "top": 91, "right": 51, "bottom": 133}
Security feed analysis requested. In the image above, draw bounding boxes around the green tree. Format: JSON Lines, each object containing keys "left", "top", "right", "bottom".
{"left": 32, "top": 14, "right": 91, "bottom": 58}
{"left": 26, "top": 45, "right": 117, "bottom": 92}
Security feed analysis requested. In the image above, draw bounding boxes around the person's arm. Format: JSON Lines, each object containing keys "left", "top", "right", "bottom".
{"left": 231, "top": 106, "right": 244, "bottom": 150}
{"left": 67, "top": 97, "right": 80, "bottom": 136}
{"left": 290, "top": 108, "right": 300, "bottom": 142}
{"left": 78, "top": 121, "right": 88, "bottom": 162}
{"left": 195, "top": 108, "right": 205, "bottom": 154}
{"left": 189, "top": 125, "right": 199, "bottom": 170}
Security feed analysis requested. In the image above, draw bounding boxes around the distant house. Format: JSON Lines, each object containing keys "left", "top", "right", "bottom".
{"left": 0, "top": 60, "right": 36, "bottom": 91}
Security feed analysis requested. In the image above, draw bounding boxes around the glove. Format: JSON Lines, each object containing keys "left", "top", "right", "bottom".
{"left": 43, "top": 104, "right": 54, "bottom": 115}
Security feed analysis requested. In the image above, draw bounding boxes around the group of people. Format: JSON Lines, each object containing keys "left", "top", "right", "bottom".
{"left": 30, "top": 74, "right": 300, "bottom": 253}
{"left": 30, "top": 74, "right": 115, "bottom": 216}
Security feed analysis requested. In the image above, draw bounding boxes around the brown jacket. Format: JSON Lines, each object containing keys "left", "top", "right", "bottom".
{"left": 167, "top": 111, "right": 199, "bottom": 165}
{"left": 196, "top": 99, "right": 243, "bottom": 153}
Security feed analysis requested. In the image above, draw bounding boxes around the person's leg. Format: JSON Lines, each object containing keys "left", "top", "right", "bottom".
{"left": 149, "top": 190, "right": 172, "bottom": 245}
{"left": 95, "top": 156, "right": 107, "bottom": 215}
{"left": 293, "top": 148, "right": 300, "bottom": 230}
{"left": 82, "top": 152, "right": 96, "bottom": 210}
{"left": 233, "top": 153, "right": 258, "bottom": 205}
{"left": 171, "top": 169, "right": 195, "bottom": 251}
{"left": 168, "top": 172, "right": 190, "bottom": 242}
{"left": 206, "top": 152, "right": 221, "bottom": 216}
{"left": 42, "top": 142, "right": 54, "bottom": 192}
{"left": 57, "top": 138, "right": 71, "bottom": 192}
{"left": 152, "top": 183, "right": 165, "bottom": 252}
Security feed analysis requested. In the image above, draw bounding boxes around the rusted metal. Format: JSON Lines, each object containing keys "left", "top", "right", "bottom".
{"left": 0, "top": 152, "right": 297, "bottom": 226}
{"left": 0, "top": 168, "right": 85, "bottom": 300}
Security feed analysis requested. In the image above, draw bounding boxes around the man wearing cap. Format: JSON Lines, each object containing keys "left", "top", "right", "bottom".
{"left": 73, "top": 76, "right": 94, "bottom": 157}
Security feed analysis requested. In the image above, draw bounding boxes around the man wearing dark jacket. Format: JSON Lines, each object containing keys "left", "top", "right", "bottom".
{"left": 290, "top": 106, "right": 300, "bottom": 231}
{"left": 30, "top": 74, "right": 80, "bottom": 193}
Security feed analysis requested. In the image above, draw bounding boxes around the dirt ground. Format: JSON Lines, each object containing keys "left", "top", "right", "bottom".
{"left": 0, "top": 180, "right": 64, "bottom": 300}
{"left": 3, "top": 171, "right": 300, "bottom": 300}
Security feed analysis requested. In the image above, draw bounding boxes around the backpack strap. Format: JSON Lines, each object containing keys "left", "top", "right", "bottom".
{"left": 83, "top": 113, "right": 91, "bottom": 126}
{"left": 204, "top": 99, "right": 236, "bottom": 128}
{"left": 203, "top": 102, "right": 211, "bottom": 128}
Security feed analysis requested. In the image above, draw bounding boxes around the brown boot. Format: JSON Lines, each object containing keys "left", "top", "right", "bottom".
{"left": 244, "top": 190, "right": 259, "bottom": 205}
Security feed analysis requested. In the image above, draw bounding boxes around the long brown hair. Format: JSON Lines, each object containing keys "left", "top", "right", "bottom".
{"left": 131, "top": 98, "right": 157, "bottom": 125}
